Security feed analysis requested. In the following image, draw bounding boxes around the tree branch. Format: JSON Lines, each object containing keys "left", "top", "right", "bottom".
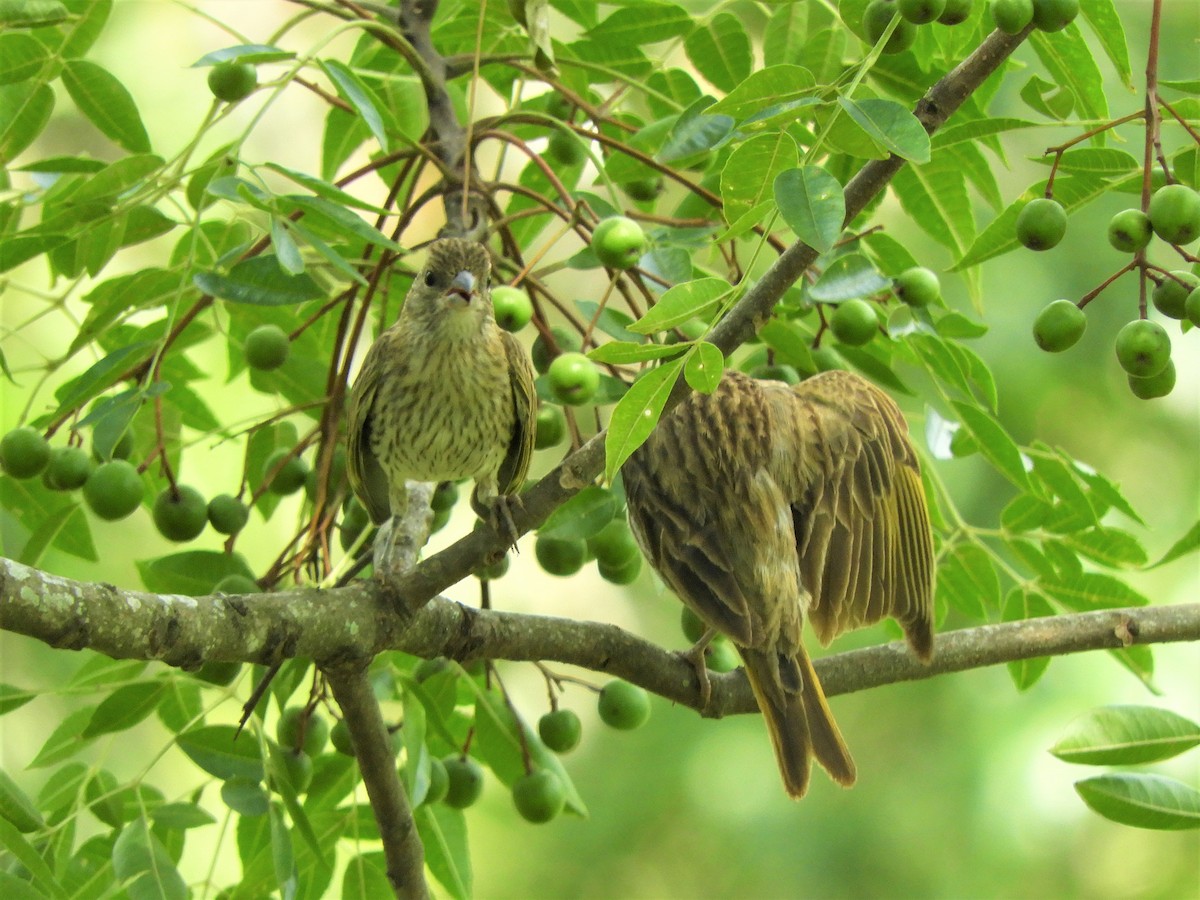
{"left": 4, "top": 557, "right": 1196, "bottom": 717}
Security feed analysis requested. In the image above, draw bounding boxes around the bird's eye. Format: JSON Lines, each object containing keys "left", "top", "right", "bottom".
{"left": 423, "top": 270, "right": 437, "bottom": 288}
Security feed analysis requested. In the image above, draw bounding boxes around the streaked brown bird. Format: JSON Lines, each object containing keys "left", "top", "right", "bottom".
{"left": 346, "top": 238, "right": 535, "bottom": 556}
{"left": 623, "top": 368, "right": 934, "bottom": 798}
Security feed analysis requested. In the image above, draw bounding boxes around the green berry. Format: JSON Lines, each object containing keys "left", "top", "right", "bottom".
{"left": 535, "top": 535, "right": 587, "bottom": 576}
{"left": 547, "top": 129, "right": 585, "bottom": 166}
{"left": 1114, "top": 319, "right": 1171, "bottom": 378}
{"left": 748, "top": 363, "right": 802, "bottom": 384}
{"left": 586, "top": 518, "right": 640, "bottom": 567}
{"left": 830, "top": 299, "right": 879, "bottom": 346}
{"left": 1030, "top": 0, "right": 1078, "bottom": 31}
{"left": 1106, "top": 209, "right": 1153, "bottom": 253}
{"left": 899, "top": 0, "right": 946, "bottom": 24}
{"left": 0, "top": 427, "right": 51, "bottom": 479}
{"left": 274, "top": 749, "right": 313, "bottom": 794}
{"left": 864, "top": 0, "right": 917, "bottom": 53}
{"left": 937, "top": 0, "right": 973, "bottom": 24}
{"left": 1016, "top": 198, "right": 1067, "bottom": 250}
{"left": 153, "top": 485, "right": 208, "bottom": 542}
{"left": 597, "top": 552, "right": 642, "bottom": 584}
{"left": 431, "top": 480, "right": 459, "bottom": 512}
{"left": 1032, "top": 299, "right": 1086, "bottom": 352}
{"left": 207, "top": 494, "right": 250, "bottom": 535}
{"left": 1151, "top": 271, "right": 1199, "bottom": 320}
{"left": 590, "top": 216, "right": 647, "bottom": 270}
{"left": 244, "top": 324, "right": 290, "bottom": 371}
{"left": 208, "top": 61, "right": 257, "bottom": 103}
{"left": 706, "top": 639, "right": 740, "bottom": 673}
{"left": 276, "top": 707, "right": 329, "bottom": 756}
{"left": 442, "top": 756, "right": 484, "bottom": 809}
{"left": 894, "top": 266, "right": 941, "bottom": 307}
{"left": 548, "top": 352, "right": 600, "bottom": 406}
{"left": 265, "top": 449, "right": 308, "bottom": 495}
{"left": 622, "top": 177, "right": 663, "bottom": 202}
{"left": 1148, "top": 183, "right": 1200, "bottom": 246}
{"left": 331, "top": 719, "right": 355, "bottom": 756}
{"left": 491, "top": 286, "right": 534, "bottom": 332}
{"left": 213, "top": 574, "right": 260, "bottom": 594}
{"left": 83, "top": 460, "right": 144, "bottom": 520}
{"left": 424, "top": 757, "right": 449, "bottom": 804}
{"left": 512, "top": 770, "right": 566, "bottom": 823}
{"left": 538, "top": 709, "right": 582, "bottom": 754}
{"left": 1128, "top": 359, "right": 1176, "bottom": 400}
{"left": 680, "top": 607, "right": 708, "bottom": 644}
{"left": 534, "top": 405, "right": 566, "bottom": 449}
{"left": 476, "top": 553, "right": 510, "bottom": 580}
{"left": 989, "top": 0, "right": 1033, "bottom": 32}
{"left": 597, "top": 680, "right": 651, "bottom": 730}
{"left": 531, "top": 326, "right": 582, "bottom": 375}
{"left": 193, "top": 661, "right": 242, "bottom": 686}
{"left": 46, "top": 446, "right": 93, "bottom": 489}
{"left": 1185, "top": 286, "right": 1200, "bottom": 327}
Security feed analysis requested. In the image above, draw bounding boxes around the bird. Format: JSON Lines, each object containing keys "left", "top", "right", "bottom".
{"left": 622, "top": 368, "right": 934, "bottom": 798}
{"left": 345, "top": 238, "right": 536, "bottom": 565}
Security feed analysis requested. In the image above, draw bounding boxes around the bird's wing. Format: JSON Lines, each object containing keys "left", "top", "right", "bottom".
{"left": 497, "top": 330, "right": 536, "bottom": 496}
{"left": 345, "top": 341, "right": 394, "bottom": 525}
{"left": 775, "top": 371, "right": 934, "bottom": 658}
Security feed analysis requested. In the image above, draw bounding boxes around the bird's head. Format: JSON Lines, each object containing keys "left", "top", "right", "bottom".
{"left": 403, "top": 238, "right": 494, "bottom": 340}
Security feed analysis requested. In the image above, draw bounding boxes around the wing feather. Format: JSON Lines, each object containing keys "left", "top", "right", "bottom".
{"left": 346, "top": 340, "right": 394, "bottom": 525}
{"left": 497, "top": 330, "right": 536, "bottom": 496}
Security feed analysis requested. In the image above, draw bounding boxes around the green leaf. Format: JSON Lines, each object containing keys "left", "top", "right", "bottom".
{"left": 177, "top": 725, "right": 265, "bottom": 781}
{"left": 1002, "top": 588, "right": 1055, "bottom": 690}
{"left": 0, "top": 684, "right": 33, "bottom": 717}
{"left": 757, "top": 319, "right": 815, "bottom": 371}
{"left": 18, "top": 502, "right": 81, "bottom": 568}
{"left": 931, "top": 117, "right": 1039, "bottom": 149}
{"left": 1075, "top": 774, "right": 1200, "bottom": 831}
{"left": 196, "top": 256, "right": 324, "bottom": 306}
{"left": 1052, "top": 706, "right": 1200, "bottom": 766}
{"left": 1040, "top": 572, "right": 1150, "bottom": 612}
{"left": 809, "top": 253, "right": 888, "bottom": 302}
{"left": 586, "top": 2, "right": 692, "bottom": 43}
{"left": 61, "top": 59, "right": 150, "bottom": 152}
{"left": 936, "top": 543, "right": 998, "bottom": 620}
{"left": 720, "top": 132, "right": 799, "bottom": 224}
{"left": 1029, "top": 27, "right": 1107, "bottom": 122}
{"left": 342, "top": 852, "right": 394, "bottom": 900}
{"left": 0, "top": 0, "right": 68, "bottom": 27}
{"left": 774, "top": 166, "right": 845, "bottom": 253}
{"left": 605, "top": 358, "right": 685, "bottom": 483}
{"left": 892, "top": 156, "right": 974, "bottom": 257}
{"left": 191, "top": 44, "right": 295, "bottom": 66}
{"left": 537, "top": 485, "right": 617, "bottom": 541}
{"left": 629, "top": 277, "right": 733, "bottom": 334}
{"left": 150, "top": 802, "right": 217, "bottom": 830}
{"left": 271, "top": 218, "right": 304, "bottom": 276}
{"left": 321, "top": 59, "right": 390, "bottom": 151}
{"left": 685, "top": 341, "right": 723, "bottom": 393}
{"left": 707, "top": 64, "right": 817, "bottom": 121}
{"left": 587, "top": 341, "right": 683, "bottom": 365}
{"left": 72, "top": 154, "right": 163, "bottom": 202}
{"left": 837, "top": 97, "right": 930, "bottom": 164}
{"left": 657, "top": 113, "right": 734, "bottom": 164}
{"left": 112, "top": 818, "right": 187, "bottom": 900}
{"left": 262, "top": 163, "right": 391, "bottom": 214}
{"left": 951, "top": 401, "right": 1031, "bottom": 491}
{"left": 1063, "top": 527, "right": 1147, "bottom": 569}
{"left": 683, "top": 13, "right": 751, "bottom": 92}
{"left": 415, "top": 805, "right": 472, "bottom": 900}
{"left": 1149, "top": 519, "right": 1200, "bottom": 569}
{"left": 0, "top": 33, "right": 48, "bottom": 84}
{"left": 0, "top": 82, "right": 54, "bottom": 161}
{"left": 0, "top": 769, "right": 43, "bottom": 833}
{"left": 136, "top": 550, "right": 255, "bottom": 596}
{"left": 29, "top": 707, "right": 97, "bottom": 768}
{"left": 82, "top": 681, "right": 167, "bottom": 738}
{"left": 281, "top": 195, "right": 401, "bottom": 251}
{"left": 0, "top": 816, "right": 66, "bottom": 900}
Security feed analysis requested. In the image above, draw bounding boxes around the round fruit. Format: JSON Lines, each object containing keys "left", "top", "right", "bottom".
{"left": 899, "top": 0, "right": 946, "bottom": 24}
{"left": 706, "top": 639, "right": 740, "bottom": 673}
{"left": 1186, "top": 286, "right": 1200, "bottom": 327}
{"left": 598, "top": 553, "right": 641, "bottom": 584}
{"left": 1032, "top": 299, "right": 1086, "bottom": 352}
{"left": 538, "top": 709, "right": 582, "bottom": 753}
{"left": 1106, "top": 209, "right": 1153, "bottom": 253}
{"left": 431, "top": 481, "right": 459, "bottom": 512}
{"left": 680, "top": 607, "right": 708, "bottom": 644}
{"left": 864, "top": 0, "right": 917, "bottom": 53}
{"left": 1030, "top": 0, "right": 1078, "bottom": 31}
{"left": 512, "top": 770, "right": 566, "bottom": 824}
{"left": 277, "top": 707, "right": 329, "bottom": 756}
{"left": 547, "top": 352, "right": 600, "bottom": 406}
{"left": 83, "top": 460, "right": 144, "bottom": 520}
{"left": 207, "top": 494, "right": 249, "bottom": 535}
{"left": 1128, "top": 360, "right": 1176, "bottom": 400}
{"left": 597, "top": 680, "right": 651, "bottom": 730}
{"left": 425, "top": 757, "right": 449, "bottom": 804}
{"left": 331, "top": 719, "right": 355, "bottom": 756}
{"left": 1147, "top": 184, "right": 1200, "bottom": 246}
{"left": 430, "top": 506, "right": 451, "bottom": 534}
{"left": 1151, "top": 271, "right": 1199, "bottom": 320}
{"left": 830, "top": 299, "right": 879, "bottom": 346}
{"left": 476, "top": 553, "right": 510, "bottom": 580}
{"left": 535, "top": 535, "right": 587, "bottom": 576}
{"left": 894, "top": 266, "right": 941, "bottom": 307}
{"left": 989, "top": 0, "right": 1033, "bottom": 32}
{"left": 937, "top": 0, "right": 973, "bottom": 24}
{"left": 153, "top": 485, "right": 208, "bottom": 542}
{"left": 265, "top": 449, "right": 308, "bottom": 495}
{"left": 491, "top": 286, "right": 534, "bottom": 332}
{"left": 46, "top": 446, "right": 93, "bottom": 489}
{"left": 531, "top": 326, "right": 583, "bottom": 374}
{"left": 442, "top": 756, "right": 484, "bottom": 809}
{"left": 547, "top": 129, "right": 585, "bottom": 166}
{"left": 587, "top": 518, "right": 640, "bottom": 567}
{"left": 1114, "top": 319, "right": 1171, "bottom": 378}
{"left": 193, "top": 661, "right": 242, "bottom": 686}
{"left": 0, "top": 427, "right": 51, "bottom": 479}
{"left": 622, "top": 177, "right": 663, "bottom": 202}
{"left": 275, "top": 750, "right": 313, "bottom": 794}
{"left": 1016, "top": 198, "right": 1067, "bottom": 250}
{"left": 244, "top": 324, "right": 289, "bottom": 371}
{"left": 213, "top": 574, "right": 260, "bottom": 594}
{"left": 590, "top": 216, "right": 647, "bottom": 270}
{"left": 748, "top": 363, "right": 802, "bottom": 384}
{"left": 545, "top": 92, "right": 572, "bottom": 121}
{"left": 534, "top": 405, "right": 566, "bottom": 449}
{"left": 207, "top": 61, "right": 257, "bottom": 103}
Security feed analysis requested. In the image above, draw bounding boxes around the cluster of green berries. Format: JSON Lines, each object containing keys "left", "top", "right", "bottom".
{"left": 822, "top": 266, "right": 941, "bottom": 349}
{"left": 863, "top": 0, "right": 1076, "bottom": 55}
{"left": 534, "top": 511, "right": 643, "bottom": 585}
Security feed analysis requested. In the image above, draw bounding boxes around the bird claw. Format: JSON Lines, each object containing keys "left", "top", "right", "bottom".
{"left": 679, "top": 627, "right": 717, "bottom": 712}
{"left": 471, "top": 489, "right": 523, "bottom": 550}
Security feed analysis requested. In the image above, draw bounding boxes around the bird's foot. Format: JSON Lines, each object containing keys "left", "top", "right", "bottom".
{"left": 471, "top": 488, "right": 523, "bottom": 550}
{"left": 678, "top": 627, "right": 717, "bottom": 712}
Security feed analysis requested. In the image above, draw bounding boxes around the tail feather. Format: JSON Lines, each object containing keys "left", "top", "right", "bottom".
{"left": 741, "top": 646, "right": 856, "bottom": 799}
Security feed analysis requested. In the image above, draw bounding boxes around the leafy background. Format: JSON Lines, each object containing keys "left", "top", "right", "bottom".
{"left": 1, "top": 0, "right": 1197, "bottom": 897}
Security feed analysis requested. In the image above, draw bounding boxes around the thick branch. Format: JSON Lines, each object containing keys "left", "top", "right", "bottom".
{"left": 4, "top": 558, "right": 1196, "bottom": 716}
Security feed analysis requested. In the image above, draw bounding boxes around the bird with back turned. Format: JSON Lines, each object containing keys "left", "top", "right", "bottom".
{"left": 622, "top": 368, "right": 934, "bottom": 798}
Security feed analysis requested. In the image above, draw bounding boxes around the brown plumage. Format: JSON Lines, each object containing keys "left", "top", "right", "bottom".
{"left": 345, "top": 238, "right": 535, "bottom": 543}
{"left": 622, "top": 368, "right": 934, "bottom": 798}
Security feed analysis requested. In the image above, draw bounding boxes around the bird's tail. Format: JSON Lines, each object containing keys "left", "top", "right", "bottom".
{"left": 740, "top": 644, "right": 856, "bottom": 799}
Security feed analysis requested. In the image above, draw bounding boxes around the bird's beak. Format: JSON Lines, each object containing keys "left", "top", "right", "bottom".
{"left": 445, "top": 270, "right": 476, "bottom": 309}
